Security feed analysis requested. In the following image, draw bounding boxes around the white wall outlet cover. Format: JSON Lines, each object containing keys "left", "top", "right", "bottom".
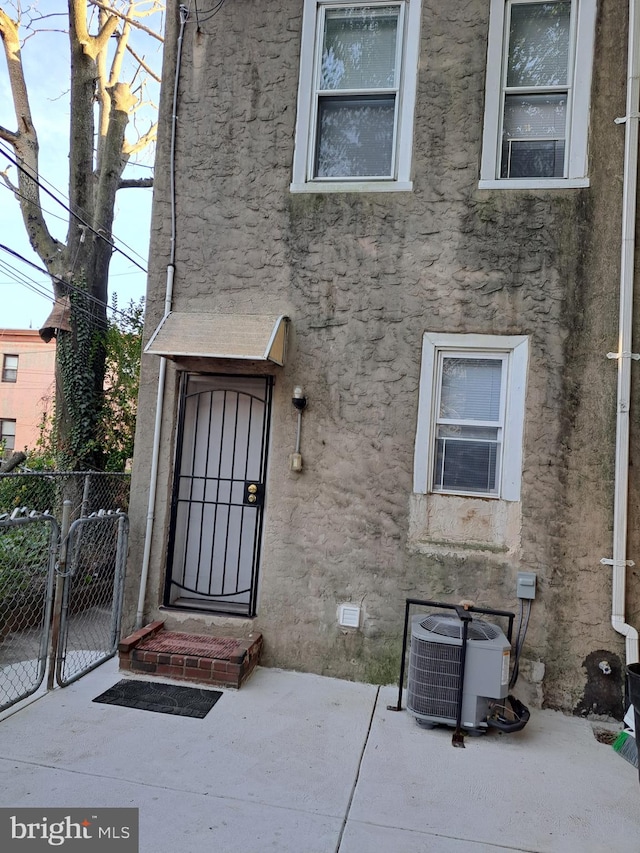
{"left": 339, "top": 604, "right": 361, "bottom": 628}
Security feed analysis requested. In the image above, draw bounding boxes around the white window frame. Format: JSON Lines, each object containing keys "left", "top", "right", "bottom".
{"left": 291, "top": 0, "right": 422, "bottom": 193}
{"left": 2, "top": 354, "right": 18, "bottom": 383}
{"left": 0, "top": 418, "right": 16, "bottom": 452}
{"left": 413, "top": 333, "right": 529, "bottom": 501}
{"left": 479, "top": 0, "right": 596, "bottom": 190}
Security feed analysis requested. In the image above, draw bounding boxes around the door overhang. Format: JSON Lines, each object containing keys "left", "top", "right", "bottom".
{"left": 144, "top": 313, "right": 289, "bottom": 366}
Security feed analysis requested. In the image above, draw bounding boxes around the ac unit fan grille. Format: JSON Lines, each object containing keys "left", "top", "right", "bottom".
{"left": 407, "top": 639, "right": 461, "bottom": 720}
{"left": 418, "top": 614, "right": 500, "bottom": 640}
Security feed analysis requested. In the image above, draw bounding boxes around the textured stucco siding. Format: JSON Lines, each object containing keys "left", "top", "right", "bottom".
{"left": 126, "top": 0, "right": 637, "bottom": 714}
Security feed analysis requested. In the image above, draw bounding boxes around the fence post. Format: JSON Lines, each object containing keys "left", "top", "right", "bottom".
{"left": 81, "top": 474, "right": 91, "bottom": 518}
{"left": 110, "top": 514, "right": 128, "bottom": 646}
{"left": 47, "top": 500, "right": 72, "bottom": 690}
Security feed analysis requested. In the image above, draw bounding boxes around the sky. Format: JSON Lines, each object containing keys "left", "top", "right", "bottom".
{"left": 0, "top": 2, "right": 162, "bottom": 330}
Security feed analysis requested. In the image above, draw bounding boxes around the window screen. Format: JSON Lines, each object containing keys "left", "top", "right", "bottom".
{"left": 501, "top": 2, "right": 571, "bottom": 178}
{"left": 433, "top": 356, "right": 505, "bottom": 495}
{"left": 314, "top": 5, "right": 400, "bottom": 179}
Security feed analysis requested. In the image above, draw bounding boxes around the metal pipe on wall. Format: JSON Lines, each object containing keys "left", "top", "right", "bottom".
{"left": 604, "top": 0, "right": 640, "bottom": 664}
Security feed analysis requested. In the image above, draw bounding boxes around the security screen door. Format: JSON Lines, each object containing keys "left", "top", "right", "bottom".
{"left": 165, "top": 374, "right": 273, "bottom": 616}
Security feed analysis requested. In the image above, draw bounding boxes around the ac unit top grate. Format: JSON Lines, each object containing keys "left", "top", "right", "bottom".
{"left": 418, "top": 614, "right": 500, "bottom": 641}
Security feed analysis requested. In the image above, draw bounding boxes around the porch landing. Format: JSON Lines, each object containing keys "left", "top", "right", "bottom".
{"left": 118, "top": 621, "right": 263, "bottom": 689}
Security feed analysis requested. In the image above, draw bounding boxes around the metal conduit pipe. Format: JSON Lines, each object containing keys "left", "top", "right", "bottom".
{"left": 135, "top": 6, "right": 189, "bottom": 629}
{"left": 603, "top": 0, "right": 640, "bottom": 664}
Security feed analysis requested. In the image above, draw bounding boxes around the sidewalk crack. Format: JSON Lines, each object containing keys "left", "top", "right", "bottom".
{"left": 335, "top": 685, "right": 380, "bottom": 853}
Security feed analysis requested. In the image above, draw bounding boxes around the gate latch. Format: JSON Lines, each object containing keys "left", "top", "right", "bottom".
{"left": 243, "top": 481, "right": 264, "bottom": 506}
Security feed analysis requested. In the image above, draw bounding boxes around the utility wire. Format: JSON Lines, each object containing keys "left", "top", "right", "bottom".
{"left": 0, "top": 143, "right": 148, "bottom": 273}
{"left": 0, "top": 138, "right": 150, "bottom": 267}
{"left": 0, "top": 182, "right": 70, "bottom": 228}
{"left": 0, "top": 244, "right": 141, "bottom": 324}
{"left": 192, "top": 0, "right": 227, "bottom": 25}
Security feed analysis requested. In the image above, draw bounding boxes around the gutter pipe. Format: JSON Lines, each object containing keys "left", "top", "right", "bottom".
{"left": 135, "top": 6, "right": 189, "bottom": 629}
{"left": 602, "top": 0, "right": 640, "bottom": 664}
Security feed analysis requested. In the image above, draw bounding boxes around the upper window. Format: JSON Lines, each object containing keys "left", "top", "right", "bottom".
{"left": 414, "top": 334, "right": 529, "bottom": 500}
{"left": 0, "top": 419, "right": 16, "bottom": 453}
{"left": 2, "top": 354, "right": 18, "bottom": 383}
{"left": 480, "top": 0, "right": 596, "bottom": 189}
{"left": 291, "top": 0, "right": 422, "bottom": 193}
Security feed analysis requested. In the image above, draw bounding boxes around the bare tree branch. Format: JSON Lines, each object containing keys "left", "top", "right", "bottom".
{"left": 109, "top": 17, "right": 130, "bottom": 85}
{"left": 0, "top": 168, "right": 18, "bottom": 193}
{"left": 126, "top": 42, "right": 161, "bottom": 83}
{"left": 118, "top": 176, "right": 153, "bottom": 188}
{"left": 0, "top": 123, "right": 19, "bottom": 144}
{"left": 123, "top": 122, "right": 156, "bottom": 156}
{"left": 88, "top": 0, "right": 164, "bottom": 42}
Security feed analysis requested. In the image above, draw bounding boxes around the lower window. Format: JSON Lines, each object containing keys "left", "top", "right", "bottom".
{"left": 414, "top": 334, "right": 528, "bottom": 501}
{"left": 0, "top": 419, "right": 16, "bottom": 453}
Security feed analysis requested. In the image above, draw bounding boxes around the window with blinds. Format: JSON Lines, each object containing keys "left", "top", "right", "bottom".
{"left": 479, "top": 0, "right": 595, "bottom": 188}
{"left": 413, "top": 334, "right": 528, "bottom": 501}
{"left": 314, "top": 6, "right": 401, "bottom": 178}
{"left": 433, "top": 355, "right": 506, "bottom": 495}
{"left": 500, "top": 2, "right": 571, "bottom": 178}
{"left": 291, "top": 0, "right": 421, "bottom": 191}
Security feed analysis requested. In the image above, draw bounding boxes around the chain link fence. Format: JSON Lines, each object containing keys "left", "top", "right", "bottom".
{"left": 0, "top": 514, "right": 59, "bottom": 712}
{"left": 0, "top": 472, "right": 131, "bottom": 712}
{"left": 0, "top": 471, "right": 130, "bottom": 521}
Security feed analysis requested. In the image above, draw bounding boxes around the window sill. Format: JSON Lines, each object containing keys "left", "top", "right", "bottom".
{"left": 431, "top": 489, "right": 501, "bottom": 501}
{"left": 478, "top": 177, "right": 590, "bottom": 191}
{"left": 290, "top": 180, "right": 413, "bottom": 194}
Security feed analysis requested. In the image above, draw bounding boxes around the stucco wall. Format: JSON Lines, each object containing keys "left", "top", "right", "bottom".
{"left": 126, "top": 0, "right": 635, "bottom": 714}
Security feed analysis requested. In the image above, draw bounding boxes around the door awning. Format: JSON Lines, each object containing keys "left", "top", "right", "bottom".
{"left": 144, "top": 313, "right": 289, "bottom": 366}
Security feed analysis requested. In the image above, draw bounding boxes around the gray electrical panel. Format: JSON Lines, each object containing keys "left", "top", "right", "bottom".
{"left": 516, "top": 571, "right": 537, "bottom": 599}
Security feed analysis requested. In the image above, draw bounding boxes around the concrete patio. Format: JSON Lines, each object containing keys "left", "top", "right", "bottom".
{"left": 0, "top": 657, "right": 637, "bottom": 852}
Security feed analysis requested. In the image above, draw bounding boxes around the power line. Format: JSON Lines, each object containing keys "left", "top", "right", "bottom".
{"left": 0, "top": 245, "right": 140, "bottom": 324}
{"left": 0, "top": 182, "right": 70, "bottom": 228}
{"left": 0, "top": 139, "right": 150, "bottom": 267}
{"left": 0, "top": 143, "right": 148, "bottom": 273}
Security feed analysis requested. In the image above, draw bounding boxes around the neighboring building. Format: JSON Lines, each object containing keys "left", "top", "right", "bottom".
{"left": 0, "top": 330, "right": 55, "bottom": 456}
{"left": 127, "top": 0, "right": 639, "bottom": 715}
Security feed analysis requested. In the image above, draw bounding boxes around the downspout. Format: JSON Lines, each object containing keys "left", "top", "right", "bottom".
{"left": 135, "top": 5, "right": 189, "bottom": 629}
{"left": 602, "top": 0, "right": 640, "bottom": 664}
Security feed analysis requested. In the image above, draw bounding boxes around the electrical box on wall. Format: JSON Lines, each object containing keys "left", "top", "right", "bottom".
{"left": 516, "top": 571, "right": 537, "bottom": 600}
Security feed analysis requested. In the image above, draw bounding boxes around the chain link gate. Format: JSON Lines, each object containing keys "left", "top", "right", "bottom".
{"left": 0, "top": 514, "right": 59, "bottom": 713}
{"left": 55, "top": 511, "right": 129, "bottom": 687}
{"left": 0, "top": 504, "right": 129, "bottom": 712}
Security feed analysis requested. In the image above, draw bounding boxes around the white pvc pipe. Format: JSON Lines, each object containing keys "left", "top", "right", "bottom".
{"left": 135, "top": 7, "right": 188, "bottom": 629}
{"left": 609, "top": 0, "right": 640, "bottom": 664}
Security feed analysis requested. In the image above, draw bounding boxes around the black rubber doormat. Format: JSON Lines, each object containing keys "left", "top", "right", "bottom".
{"left": 93, "top": 680, "right": 223, "bottom": 718}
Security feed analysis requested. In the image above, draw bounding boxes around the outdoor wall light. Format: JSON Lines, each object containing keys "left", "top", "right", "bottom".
{"left": 290, "top": 386, "right": 307, "bottom": 471}
{"left": 292, "top": 386, "right": 307, "bottom": 411}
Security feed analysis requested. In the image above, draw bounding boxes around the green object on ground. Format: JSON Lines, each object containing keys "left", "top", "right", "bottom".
{"left": 612, "top": 730, "right": 639, "bottom": 769}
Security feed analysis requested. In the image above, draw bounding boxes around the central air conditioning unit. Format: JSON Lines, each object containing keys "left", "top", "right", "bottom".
{"left": 406, "top": 612, "right": 511, "bottom": 732}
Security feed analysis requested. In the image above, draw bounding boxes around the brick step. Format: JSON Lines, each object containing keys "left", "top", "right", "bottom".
{"left": 118, "top": 621, "right": 262, "bottom": 689}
